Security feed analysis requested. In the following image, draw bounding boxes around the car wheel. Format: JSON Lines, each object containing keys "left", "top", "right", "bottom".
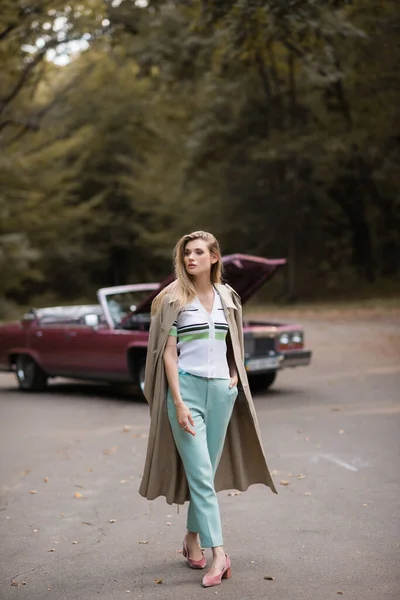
{"left": 249, "top": 371, "right": 277, "bottom": 393}
{"left": 15, "top": 355, "right": 48, "bottom": 391}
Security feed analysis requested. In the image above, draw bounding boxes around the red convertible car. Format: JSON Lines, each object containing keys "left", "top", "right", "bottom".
{"left": 0, "top": 254, "right": 312, "bottom": 394}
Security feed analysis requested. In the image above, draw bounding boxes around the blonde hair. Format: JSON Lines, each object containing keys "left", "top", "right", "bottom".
{"left": 151, "top": 231, "right": 223, "bottom": 315}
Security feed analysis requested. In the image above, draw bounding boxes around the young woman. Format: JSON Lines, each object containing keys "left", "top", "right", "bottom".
{"left": 139, "top": 231, "right": 277, "bottom": 588}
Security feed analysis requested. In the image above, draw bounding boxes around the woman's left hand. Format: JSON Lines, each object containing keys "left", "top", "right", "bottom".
{"left": 229, "top": 373, "right": 238, "bottom": 389}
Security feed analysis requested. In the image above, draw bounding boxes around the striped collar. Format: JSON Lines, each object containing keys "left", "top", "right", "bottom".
{"left": 167, "top": 283, "right": 237, "bottom": 310}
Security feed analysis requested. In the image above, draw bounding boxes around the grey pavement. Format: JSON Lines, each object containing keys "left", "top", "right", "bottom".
{"left": 1, "top": 314, "right": 400, "bottom": 600}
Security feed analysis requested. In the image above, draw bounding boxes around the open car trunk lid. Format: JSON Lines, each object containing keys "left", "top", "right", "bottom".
{"left": 134, "top": 254, "right": 286, "bottom": 314}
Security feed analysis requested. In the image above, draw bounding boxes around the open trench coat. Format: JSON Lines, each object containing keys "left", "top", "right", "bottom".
{"left": 138, "top": 283, "right": 278, "bottom": 505}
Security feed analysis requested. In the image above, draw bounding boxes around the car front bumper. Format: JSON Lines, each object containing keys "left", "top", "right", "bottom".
{"left": 280, "top": 349, "right": 312, "bottom": 368}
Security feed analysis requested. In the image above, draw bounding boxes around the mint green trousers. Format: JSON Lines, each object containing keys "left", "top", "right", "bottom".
{"left": 167, "top": 370, "right": 238, "bottom": 548}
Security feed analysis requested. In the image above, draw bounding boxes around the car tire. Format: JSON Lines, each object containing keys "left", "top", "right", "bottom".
{"left": 249, "top": 371, "right": 277, "bottom": 393}
{"left": 15, "top": 354, "right": 48, "bottom": 391}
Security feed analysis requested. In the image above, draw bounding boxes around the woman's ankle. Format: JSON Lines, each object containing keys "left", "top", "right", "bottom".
{"left": 186, "top": 530, "right": 199, "bottom": 543}
{"left": 212, "top": 545, "right": 225, "bottom": 558}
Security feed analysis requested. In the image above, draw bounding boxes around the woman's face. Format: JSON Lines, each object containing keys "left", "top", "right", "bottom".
{"left": 183, "top": 239, "right": 217, "bottom": 278}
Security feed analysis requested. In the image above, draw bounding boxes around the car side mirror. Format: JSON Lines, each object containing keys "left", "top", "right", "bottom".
{"left": 84, "top": 314, "right": 99, "bottom": 327}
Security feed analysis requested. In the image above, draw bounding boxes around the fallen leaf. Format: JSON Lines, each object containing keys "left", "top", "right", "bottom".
{"left": 109, "top": 519, "right": 116, "bottom": 523}
{"left": 48, "top": 548, "right": 56, "bottom": 552}
{"left": 33, "top": 529, "right": 38, "bottom": 533}
{"left": 20, "top": 470, "right": 31, "bottom": 476}
{"left": 154, "top": 578, "right": 163, "bottom": 584}
{"left": 297, "top": 474, "right": 306, "bottom": 480}
{"left": 11, "top": 581, "right": 20, "bottom": 588}
{"left": 74, "top": 492, "right": 83, "bottom": 499}
{"left": 86, "top": 467, "right": 93, "bottom": 472}
{"left": 338, "top": 429, "right": 345, "bottom": 435}
{"left": 280, "top": 480, "right": 290, "bottom": 486}
{"left": 120, "top": 480, "right": 128, "bottom": 484}
{"left": 139, "top": 540, "right": 149, "bottom": 544}
{"left": 44, "top": 477, "right": 49, "bottom": 483}
{"left": 250, "top": 560, "right": 255, "bottom": 564}
{"left": 362, "top": 503, "right": 368, "bottom": 507}
{"left": 72, "top": 541, "right": 79, "bottom": 545}
{"left": 123, "top": 425, "right": 132, "bottom": 432}
{"left": 103, "top": 447, "right": 117, "bottom": 456}
{"left": 264, "top": 575, "right": 274, "bottom": 580}
{"left": 81, "top": 521, "right": 93, "bottom": 526}
{"left": 48, "top": 587, "right": 52, "bottom": 591}
{"left": 29, "top": 490, "right": 37, "bottom": 494}
{"left": 337, "top": 592, "right": 344, "bottom": 595}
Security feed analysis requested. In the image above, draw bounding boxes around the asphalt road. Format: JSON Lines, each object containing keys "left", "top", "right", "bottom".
{"left": 1, "top": 311, "right": 399, "bottom": 600}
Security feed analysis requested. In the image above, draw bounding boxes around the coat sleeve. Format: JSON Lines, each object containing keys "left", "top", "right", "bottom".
{"left": 143, "top": 311, "right": 160, "bottom": 406}
{"left": 143, "top": 295, "right": 171, "bottom": 407}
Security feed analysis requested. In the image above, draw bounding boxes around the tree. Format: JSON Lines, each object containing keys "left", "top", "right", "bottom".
{"left": 1, "top": 0, "right": 399, "bottom": 315}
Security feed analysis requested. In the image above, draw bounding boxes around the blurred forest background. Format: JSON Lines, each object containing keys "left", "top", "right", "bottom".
{"left": 1, "top": 0, "right": 399, "bottom": 317}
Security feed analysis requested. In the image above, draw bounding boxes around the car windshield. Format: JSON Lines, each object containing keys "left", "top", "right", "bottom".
{"left": 105, "top": 291, "right": 153, "bottom": 326}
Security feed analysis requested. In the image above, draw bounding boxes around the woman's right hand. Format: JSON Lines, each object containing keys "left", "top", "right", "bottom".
{"left": 175, "top": 401, "right": 196, "bottom": 436}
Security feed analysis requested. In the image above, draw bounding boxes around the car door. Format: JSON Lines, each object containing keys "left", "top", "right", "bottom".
{"left": 27, "top": 321, "right": 71, "bottom": 374}
{"left": 61, "top": 322, "right": 134, "bottom": 381}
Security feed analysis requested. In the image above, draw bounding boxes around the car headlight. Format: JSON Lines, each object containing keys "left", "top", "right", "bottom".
{"left": 279, "top": 333, "right": 290, "bottom": 345}
{"left": 291, "top": 332, "right": 303, "bottom": 344}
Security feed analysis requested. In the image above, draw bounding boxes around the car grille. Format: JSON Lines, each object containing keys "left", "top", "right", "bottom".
{"left": 254, "top": 337, "right": 275, "bottom": 356}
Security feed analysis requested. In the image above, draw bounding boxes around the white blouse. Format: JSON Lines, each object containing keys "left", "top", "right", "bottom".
{"left": 168, "top": 289, "right": 230, "bottom": 379}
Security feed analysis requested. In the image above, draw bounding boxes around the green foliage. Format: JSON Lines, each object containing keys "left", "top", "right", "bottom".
{"left": 0, "top": 0, "right": 399, "bottom": 314}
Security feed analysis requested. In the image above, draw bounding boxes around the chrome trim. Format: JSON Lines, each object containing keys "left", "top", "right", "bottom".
{"left": 280, "top": 350, "right": 312, "bottom": 368}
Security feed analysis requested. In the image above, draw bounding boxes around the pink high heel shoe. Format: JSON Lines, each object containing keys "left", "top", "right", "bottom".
{"left": 202, "top": 554, "right": 232, "bottom": 588}
{"left": 182, "top": 537, "right": 207, "bottom": 570}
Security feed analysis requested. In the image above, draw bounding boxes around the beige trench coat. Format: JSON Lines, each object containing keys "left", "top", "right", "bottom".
{"left": 138, "top": 283, "right": 277, "bottom": 505}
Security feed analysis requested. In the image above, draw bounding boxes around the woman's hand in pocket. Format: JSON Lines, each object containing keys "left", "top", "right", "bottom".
{"left": 229, "top": 373, "right": 238, "bottom": 389}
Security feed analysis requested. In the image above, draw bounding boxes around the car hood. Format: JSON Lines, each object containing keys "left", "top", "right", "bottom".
{"left": 134, "top": 253, "right": 286, "bottom": 314}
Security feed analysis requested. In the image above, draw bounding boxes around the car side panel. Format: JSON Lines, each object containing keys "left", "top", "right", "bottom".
{"left": 59, "top": 324, "right": 147, "bottom": 381}
{"left": 26, "top": 323, "right": 72, "bottom": 373}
